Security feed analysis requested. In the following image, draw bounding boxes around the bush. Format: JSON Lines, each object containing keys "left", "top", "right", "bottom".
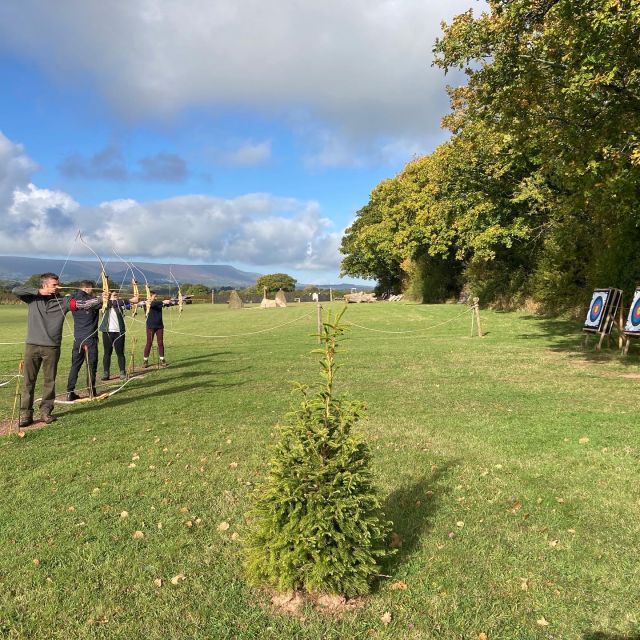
{"left": 244, "top": 308, "right": 393, "bottom": 597}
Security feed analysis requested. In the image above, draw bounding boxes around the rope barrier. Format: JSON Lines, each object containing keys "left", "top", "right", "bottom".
{"left": 0, "top": 375, "right": 21, "bottom": 388}
{"left": 34, "top": 373, "right": 147, "bottom": 405}
{"left": 344, "top": 307, "right": 473, "bottom": 335}
{"left": 128, "top": 310, "right": 315, "bottom": 339}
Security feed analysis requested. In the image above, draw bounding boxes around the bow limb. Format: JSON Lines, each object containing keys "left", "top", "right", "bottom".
{"left": 79, "top": 231, "right": 108, "bottom": 313}
{"left": 112, "top": 248, "right": 139, "bottom": 317}
{"left": 131, "top": 276, "right": 140, "bottom": 317}
{"left": 169, "top": 267, "right": 183, "bottom": 317}
{"left": 128, "top": 260, "right": 151, "bottom": 317}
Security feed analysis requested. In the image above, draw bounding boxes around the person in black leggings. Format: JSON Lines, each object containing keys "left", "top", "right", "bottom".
{"left": 100, "top": 290, "right": 138, "bottom": 379}
{"left": 143, "top": 291, "right": 173, "bottom": 367}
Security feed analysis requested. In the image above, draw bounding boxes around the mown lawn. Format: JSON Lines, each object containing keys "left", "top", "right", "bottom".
{"left": 0, "top": 302, "right": 638, "bottom": 639}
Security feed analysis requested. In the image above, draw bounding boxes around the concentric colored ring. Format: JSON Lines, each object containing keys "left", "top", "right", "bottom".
{"left": 589, "top": 296, "right": 604, "bottom": 324}
{"left": 630, "top": 296, "right": 640, "bottom": 327}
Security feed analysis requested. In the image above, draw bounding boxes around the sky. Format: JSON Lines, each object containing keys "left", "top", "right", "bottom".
{"left": 0, "top": 0, "right": 483, "bottom": 285}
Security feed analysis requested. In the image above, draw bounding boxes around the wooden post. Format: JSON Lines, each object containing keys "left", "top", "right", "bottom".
{"left": 317, "top": 303, "right": 323, "bottom": 344}
{"left": 84, "top": 345, "right": 94, "bottom": 398}
{"left": 129, "top": 335, "right": 137, "bottom": 375}
{"left": 618, "top": 301, "right": 625, "bottom": 349}
{"left": 11, "top": 360, "right": 24, "bottom": 434}
{"left": 211, "top": 290, "right": 215, "bottom": 304}
{"left": 470, "top": 307, "right": 475, "bottom": 338}
{"left": 473, "top": 297, "right": 483, "bottom": 337}
{"left": 329, "top": 288, "right": 333, "bottom": 303}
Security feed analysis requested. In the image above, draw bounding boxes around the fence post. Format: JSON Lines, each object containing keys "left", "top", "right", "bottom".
{"left": 473, "top": 297, "right": 483, "bottom": 337}
{"left": 317, "top": 303, "right": 323, "bottom": 344}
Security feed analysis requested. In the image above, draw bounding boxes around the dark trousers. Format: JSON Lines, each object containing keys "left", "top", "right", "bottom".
{"left": 102, "top": 331, "right": 126, "bottom": 374}
{"left": 143, "top": 328, "right": 165, "bottom": 358}
{"left": 21, "top": 343, "right": 61, "bottom": 417}
{"left": 67, "top": 337, "right": 98, "bottom": 393}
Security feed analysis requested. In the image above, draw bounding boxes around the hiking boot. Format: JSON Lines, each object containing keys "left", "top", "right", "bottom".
{"left": 41, "top": 414, "right": 57, "bottom": 425}
{"left": 119, "top": 371, "right": 127, "bottom": 380}
{"left": 159, "top": 360, "right": 168, "bottom": 368}
{"left": 101, "top": 372, "right": 110, "bottom": 381}
{"left": 19, "top": 414, "right": 33, "bottom": 428}
{"left": 143, "top": 360, "right": 149, "bottom": 368}
{"left": 67, "top": 392, "right": 80, "bottom": 402}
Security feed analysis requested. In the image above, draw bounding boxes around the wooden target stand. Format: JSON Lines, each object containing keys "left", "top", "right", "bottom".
{"left": 621, "top": 286, "right": 640, "bottom": 355}
{"left": 583, "top": 288, "right": 623, "bottom": 351}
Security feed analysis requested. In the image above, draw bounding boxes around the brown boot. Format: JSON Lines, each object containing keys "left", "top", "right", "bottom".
{"left": 19, "top": 413, "right": 33, "bottom": 428}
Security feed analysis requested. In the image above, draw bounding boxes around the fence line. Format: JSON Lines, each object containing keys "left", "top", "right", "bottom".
{"left": 344, "top": 307, "right": 473, "bottom": 335}
{"left": 128, "top": 310, "right": 315, "bottom": 339}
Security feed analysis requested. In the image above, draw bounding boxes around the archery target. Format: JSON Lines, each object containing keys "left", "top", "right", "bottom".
{"left": 584, "top": 289, "right": 610, "bottom": 330}
{"left": 624, "top": 288, "right": 640, "bottom": 334}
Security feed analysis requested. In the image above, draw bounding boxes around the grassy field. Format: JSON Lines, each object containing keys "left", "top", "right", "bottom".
{"left": 0, "top": 301, "right": 638, "bottom": 639}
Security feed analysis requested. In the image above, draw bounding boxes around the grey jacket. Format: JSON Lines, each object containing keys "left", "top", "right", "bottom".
{"left": 12, "top": 286, "right": 101, "bottom": 347}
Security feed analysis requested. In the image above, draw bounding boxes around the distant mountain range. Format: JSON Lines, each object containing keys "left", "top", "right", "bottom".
{"left": 0, "top": 255, "right": 261, "bottom": 288}
{"left": 0, "top": 255, "right": 373, "bottom": 290}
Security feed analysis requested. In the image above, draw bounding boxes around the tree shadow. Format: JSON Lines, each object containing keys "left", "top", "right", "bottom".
{"left": 517, "top": 315, "right": 640, "bottom": 367}
{"left": 583, "top": 632, "right": 640, "bottom": 640}
{"left": 381, "top": 459, "right": 460, "bottom": 575}
{"left": 168, "top": 351, "right": 234, "bottom": 367}
{"left": 57, "top": 372, "right": 249, "bottom": 417}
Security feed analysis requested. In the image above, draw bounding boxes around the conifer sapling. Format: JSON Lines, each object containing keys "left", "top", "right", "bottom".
{"left": 244, "top": 307, "right": 393, "bottom": 597}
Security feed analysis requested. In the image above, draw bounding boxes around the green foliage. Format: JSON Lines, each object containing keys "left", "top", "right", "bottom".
{"left": 256, "top": 273, "right": 297, "bottom": 293}
{"left": 342, "top": 1, "right": 640, "bottom": 311}
{"left": 244, "top": 308, "right": 393, "bottom": 597}
{"left": 182, "top": 283, "right": 210, "bottom": 296}
{"left": 23, "top": 273, "right": 44, "bottom": 287}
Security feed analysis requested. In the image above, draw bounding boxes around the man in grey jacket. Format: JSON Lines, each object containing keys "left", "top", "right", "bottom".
{"left": 12, "top": 272, "right": 104, "bottom": 427}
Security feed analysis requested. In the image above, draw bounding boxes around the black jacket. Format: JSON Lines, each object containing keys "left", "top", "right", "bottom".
{"left": 71, "top": 290, "right": 100, "bottom": 340}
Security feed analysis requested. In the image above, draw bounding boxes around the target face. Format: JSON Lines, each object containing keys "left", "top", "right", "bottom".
{"left": 624, "top": 288, "right": 640, "bottom": 333}
{"left": 584, "top": 289, "right": 610, "bottom": 330}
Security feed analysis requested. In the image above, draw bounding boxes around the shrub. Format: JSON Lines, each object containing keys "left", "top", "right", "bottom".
{"left": 244, "top": 308, "right": 393, "bottom": 597}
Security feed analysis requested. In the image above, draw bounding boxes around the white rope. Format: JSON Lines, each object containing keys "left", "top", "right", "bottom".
{"left": 34, "top": 373, "right": 147, "bottom": 405}
{"left": 344, "top": 307, "right": 473, "bottom": 334}
{"left": 128, "top": 310, "right": 314, "bottom": 339}
{"left": 0, "top": 375, "right": 21, "bottom": 388}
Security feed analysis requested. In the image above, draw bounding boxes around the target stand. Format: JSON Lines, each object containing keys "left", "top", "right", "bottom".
{"left": 622, "top": 287, "right": 640, "bottom": 355}
{"left": 582, "top": 288, "right": 623, "bottom": 351}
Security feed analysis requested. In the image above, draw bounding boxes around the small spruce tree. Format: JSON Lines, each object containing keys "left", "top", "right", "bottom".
{"left": 244, "top": 308, "right": 393, "bottom": 597}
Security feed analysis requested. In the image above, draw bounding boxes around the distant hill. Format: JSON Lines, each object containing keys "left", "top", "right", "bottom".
{"left": 0, "top": 256, "right": 262, "bottom": 288}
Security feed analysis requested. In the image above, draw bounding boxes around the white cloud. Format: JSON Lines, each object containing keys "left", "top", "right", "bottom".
{"left": 0, "top": 131, "right": 39, "bottom": 212}
{"left": 0, "top": 1, "right": 482, "bottom": 165}
{"left": 0, "top": 133, "right": 340, "bottom": 272}
{"left": 222, "top": 140, "right": 272, "bottom": 167}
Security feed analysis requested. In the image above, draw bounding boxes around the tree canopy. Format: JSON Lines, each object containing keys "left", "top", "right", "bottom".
{"left": 341, "top": 0, "right": 640, "bottom": 310}
{"left": 256, "top": 273, "right": 297, "bottom": 293}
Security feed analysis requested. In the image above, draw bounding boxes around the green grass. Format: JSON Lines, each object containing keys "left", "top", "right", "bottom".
{"left": 0, "top": 302, "right": 638, "bottom": 639}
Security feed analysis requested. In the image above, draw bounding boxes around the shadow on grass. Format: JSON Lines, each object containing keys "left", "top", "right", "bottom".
{"left": 169, "top": 351, "right": 234, "bottom": 367}
{"left": 57, "top": 371, "right": 249, "bottom": 419}
{"left": 517, "top": 314, "right": 640, "bottom": 367}
{"left": 583, "top": 632, "right": 640, "bottom": 640}
{"left": 381, "top": 459, "right": 459, "bottom": 576}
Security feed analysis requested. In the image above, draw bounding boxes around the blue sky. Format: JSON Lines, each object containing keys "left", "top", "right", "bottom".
{"left": 0, "top": 0, "right": 482, "bottom": 285}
